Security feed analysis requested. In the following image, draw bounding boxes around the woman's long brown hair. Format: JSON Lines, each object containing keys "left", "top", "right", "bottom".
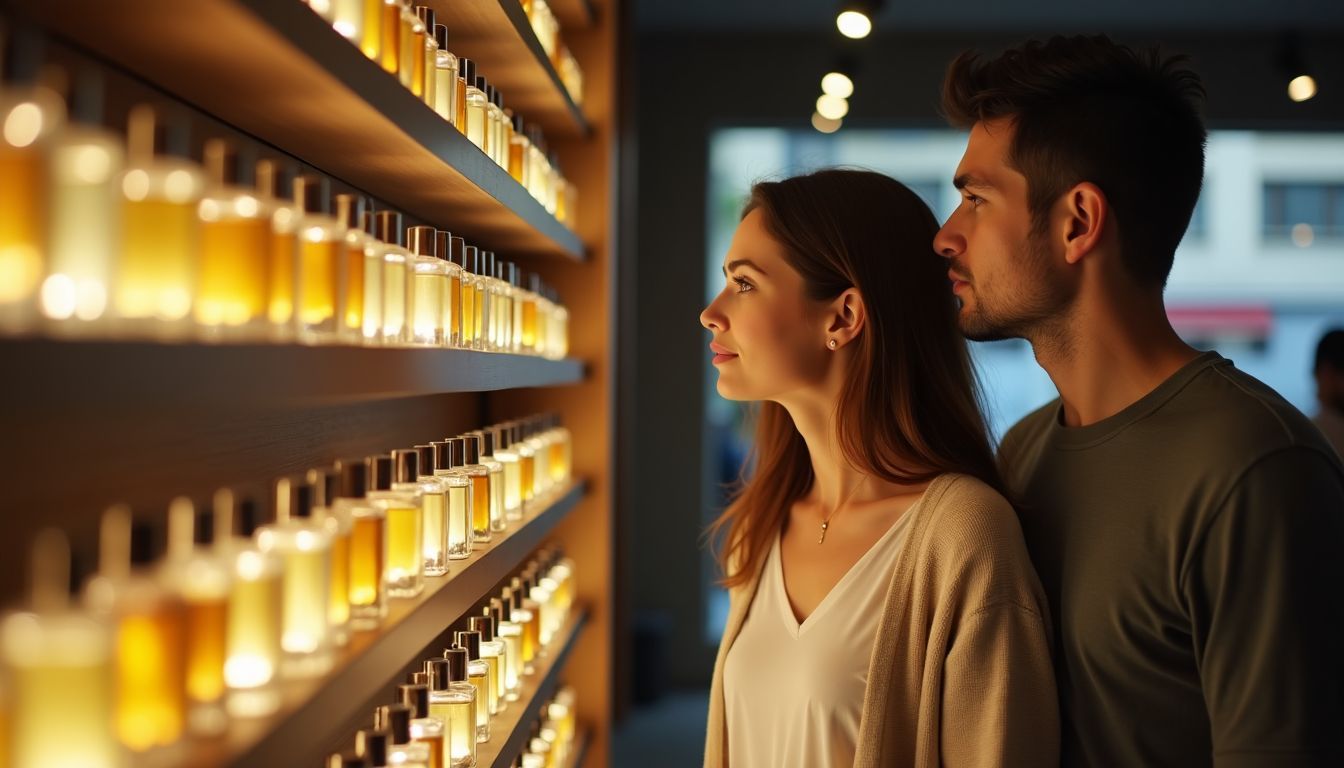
{"left": 708, "top": 169, "right": 1004, "bottom": 588}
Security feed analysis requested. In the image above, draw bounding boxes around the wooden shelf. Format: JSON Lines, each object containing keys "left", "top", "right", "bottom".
{"left": 478, "top": 609, "right": 589, "bottom": 768}
{"left": 550, "top": 0, "right": 598, "bottom": 30}
{"left": 140, "top": 482, "right": 586, "bottom": 768}
{"left": 563, "top": 729, "right": 591, "bottom": 768}
{"left": 426, "top": 0, "right": 589, "bottom": 136}
{"left": 0, "top": 338, "right": 584, "bottom": 409}
{"left": 15, "top": 0, "right": 585, "bottom": 260}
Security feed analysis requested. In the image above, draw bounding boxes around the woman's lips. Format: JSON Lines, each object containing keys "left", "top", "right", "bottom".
{"left": 710, "top": 342, "right": 738, "bottom": 364}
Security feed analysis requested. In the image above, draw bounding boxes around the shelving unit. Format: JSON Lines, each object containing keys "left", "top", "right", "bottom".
{"left": 1, "top": 0, "right": 618, "bottom": 764}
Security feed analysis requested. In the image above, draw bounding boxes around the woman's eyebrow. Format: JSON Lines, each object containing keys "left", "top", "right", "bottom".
{"left": 723, "top": 259, "right": 767, "bottom": 277}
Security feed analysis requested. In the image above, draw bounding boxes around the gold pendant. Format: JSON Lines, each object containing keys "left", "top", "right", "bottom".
{"left": 818, "top": 520, "right": 829, "bottom": 544}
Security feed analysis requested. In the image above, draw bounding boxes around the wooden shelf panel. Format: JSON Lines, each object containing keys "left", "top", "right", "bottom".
{"left": 478, "top": 609, "right": 588, "bottom": 768}
{"left": 426, "top": 0, "right": 588, "bottom": 136}
{"left": 0, "top": 338, "right": 584, "bottom": 408}
{"left": 551, "top": 0, "right": 598, "bottom": 30}
{"left": 139, "top": 482, "right": 586, "bottom": 768}
{"left": 15, "top": 0, "right": 584, "bottom": 260}
{"left": 563, "top": 729, "right": 591, "bottom": 768}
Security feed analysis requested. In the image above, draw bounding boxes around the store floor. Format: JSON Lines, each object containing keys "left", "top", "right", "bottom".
{"left": 612, "top": 690, "right": 710, "bottom": 767}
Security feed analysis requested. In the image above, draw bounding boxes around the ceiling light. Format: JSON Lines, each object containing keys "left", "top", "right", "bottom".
{"left": 816, "top": 94, "right": 849, "bottom": 120}
{"left": 836, "top": 10, "right": 872, "bottom": 39}
{"left": 821, "top": 72, "right": 854, "bottom": 99}
{"left": 1288, "top": 74, "right": 1317, "bottom": 102}
{"left": 812, "top": 112, "right": 842, "bottom": 134}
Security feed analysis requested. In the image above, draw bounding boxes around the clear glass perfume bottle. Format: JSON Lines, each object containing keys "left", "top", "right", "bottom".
{"left": 84, "top": 507, "right": 187, "bottom": 752}
{"left": 463, "top": 62, "right": 488, "bottom": 153}
{"left": 373, "top": 210, "right": 411, "bottom": 344}
{"left": 487, "top": 600, "right": 521, "bottom": 701}
{"left": 503, "top": 262, "right": 521, "bottom": 354}
{"left": 307, "top": 0, "right": 337, "bottom": 22}
{"left": 507, "top": 580, "right": 538, "bottom": 673}
{"left": 426, "top": 653, "right": 477, "bottom": 767}
{"left": 474, "top": 250, "right": 491, "bottom": 352}
{"left": 512, "top": 423, "right": 537, "bottom": 507}
{"left": 334, "top": 194, "right": 377, "bottom": 343}
{"left": 398, "top": 682, "right": 447, "bottom": 768}
{"left": 379, "top": 0, "right": 400, "bottom": 75}
{"left": 508, "top": 114, "right": 530, "bottom": 187}
{"left": 161, "top": 497, "right": 230, "bottom": 737}
{"left": 551, "top": 286, "right": 569, "bottom": 359}
{"left": 414, "top": 444, "right": 449, "bottom": 577}
{"left": 407, "top": 224, "right": 446, "bottom": 346}
{"left": 453, "top": 436, "right": 492, "bottom": 545}
{"left": 356, "top": 727, "right": 393, "bottom": 768}
{"left": 1, "top": 529, "right": 120, "bottom": 768}
{"left": 525, "top": 416, "right": 553, "bottom": 497}
{"left": 42, "top": 67, "right": 122, "bottom": 332}
{"left": 335, "top": 458, "right": 387, "bottom": 628}
{"left": 309, "top": 467, "right": 351, "bottom": 647}
{"left": 436, "top": 230, "right": 463, "bottom": 348}
{"left": 495, "top": 260, "right": 513, "bottom": 353}
{"left": 377, "top": 703, "right": 432, "bottom": 767}
{"left": 495, "top": 592, "right": 527, "bottom": 679}
{"left": 486, "top": 86, "right": 505, "bottom": 168}
{"left": 357, "top": 0, "right": 382, "bottom": 61}
{"left": 398, "top": 0, "right": 420, "bottom": 92}
{"left": 469, "top": 615, "right": 508, "bottom": 714}
{"left": 548, "top": 414, "right": 573, "bottom": 485}
{"left": 476, "top": 77, "right": 495, "bottom": 163}
{"left": 522, "top": 272, "right": 541, "bottom": 353}
{"left": 255, "top": 476, "right": 333, "bottom": 678}
{"left": 414, "top": 7, "right": 438, "bottom": 108}
{"left": 367, "top": 451, "right": 424, "bottom": 598}
{"left": 451, "top": 640, "right": 491, "bottom": 742}
{"left": 294, "top": 175, "right": 342, "bottom": 342}
{"left": 356, "top": 208, "right": 385, "bottom": 343}
{"left": 195, "top": 139, "right": 270, "bottom": 339}
{"left": 527, "top": 570, "right": 557, "bottom": 646}
{"left": 113, "top": 105, "right": 203, "bottom": 337}
{"left": 431, "top": 24, "right": 458, "bottom": 126}
{"left": 0, "top": 32, "right": 64, "bottom": 334}
{"left": 433, "top": 440, "right": 474, "bottom": 561}
{"left": 458, "top": 244, "right": 478, "bottom": 349}
{"left": 492, "top": 425, "right": 524, "bottom": 523}
{"left": 257, "top": 158, "right": 299, "bottom": 340}
{"left": 332, "top": 0, "right": 364, "bottom": 46}
{"left": 470, "top": 430, "right": 506, "bottom": 533}
{"left": 214, "top": 489, "right": 283, "bottom": 717}
{"left": 455, "top": 630, "right": 498, "bottom": 722}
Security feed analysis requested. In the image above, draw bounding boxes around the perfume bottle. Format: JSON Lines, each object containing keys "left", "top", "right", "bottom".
{"left": 486, "top": 86, "right": 505, "bottom": 167}
{"left": 335, "top": 194, "right": 377, "bottom": 343}
{"left": 455, "top": 631, "right": 497, "bottom": 722}
{"left": 495, "top": 587, "right": 529, "bottom": 676}
{"left": 310, "top": 467, "right": 351, "bottom": 647}
{"left": 470, "top": 430, "right": 506, "bottom": 533}
{"left": 377, "top": 703, "right": 432, "bottom": 767}
{"left": 367, "top": 452, "right": 424, "bottom": 598}
{"left": 524, "top": 417, "right": 553, "bottom": 498}
{"left": 496, "top": 260, "right": 513, "bottom": 353}
{"left": 407, "top": 225, "right": 446, "bottom": 346}
{"left": 356, "top": 728, "right": 393, "bottom": 768}
{"left": 329, "top": 752, "right": 370, "bottom": 768}
{"left": 161, "top": 497, "right": 230, "bottom": 736}
{"left": 214, "top": 488, "right": 283, "bottom": 717}
{"left": 373, "top": 210, "right": 411, "bottom": 344}
{"left": 256, "top": 476, "right": 334, "bottom": 677}
{"left": 335, "top": 458, "right": 387, "bottom": 628}
{"left": 257, "top": 158, "right": 299, "bottom": 339}
{"left": 508, "top": 114, "right": 530, "bottom": 187}
{"left": 84, "top": 508, "right": 187, "bottom": 752}
{"left": 436, "top": 230, "right": 463, "bottom": 348}
{"left": 0, "top": 30, "right": 63, "bottom": 334}
{"left": 469, "top": 615, "right": 508, "bottom": 715}
{"left": 513, "top": 423, "right": 537, "bottom": 507}
{"left": 332, "top": 0, "right": 364, "bottom": 46}
{"left": 550, "top": 285, "right": 569, "bottom": 359}
{"left": 450, "top": 639, "right": 491, "bottom": 741}
{"left": 453, "top": 436, "right": 492, "bottom": 544}
{"left": 307, "top": 0, "right": 337, "bottom": 22}
{"left": 414, "top": 444, "right": 449, "bottom": 577}
{"left": 294, "top": 175, "right": 343, "bottom": 342}
{"left": 398, "top": 682, "right": 447, "bottom": 768}
{"left": 431, "top": 24, "right": 459, "bottom": 126}
{"left": 195, "top": 139, "right": 270, "bottom": 338}
{"left": 432, "top": 440, "right": 473, "bottom": 561}
{"left": 113, "top": 105, "right": 203, "bottom": 335}
{"left": 503, "top": 262, "right": 521, "bottom": 354}
{"left": 458, "top": 243, "right": 478, "bottom": 349}
{"left": 356, "top": 0, "right": 382, "bottom": 61}
{"left": 414, "top": 7, "right": 438, "bottom": 108}
{"left": 426, "top": 652, "right": 477, "bottom": 767}
{"left": 354, "top": 207, "right": 384, "bottom": 343}
{"left": 521, "top": 271, "right": 540, "bottom": 352}
{"left": 492, "top": 425, "right": 524, "bottom": 522}
{"left": 398, "top": 1, "right": 420, "bottom": 92}
{"left": 487, "top": 600, "right": 521, "bottom": 701}
{"left": 1, "top": 529, "right": 119, "bottom": 767}
{"left": 499, "top": 100, "right": 515, "bottom": 172}
{"left": 42, "top": 67, "right": 123, "bottom": 331}
{"left": 474, "top": 250, "right": 491, "bottom": 351}
{"left": 462, "top": 62, "right": 487, "bottom": 153}
{"left": 527, "top": 569, "right": 556, "bottom": 646}
{"left": 507, "top": 580, "right": 539, "bottom": 672}
{"left": 378, "top": 0, "right": 400, "bottom": 74}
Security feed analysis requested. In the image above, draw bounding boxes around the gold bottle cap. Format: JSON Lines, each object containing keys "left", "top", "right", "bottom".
{"left": 334, "top": 194, "right": 366, "bottom": 230}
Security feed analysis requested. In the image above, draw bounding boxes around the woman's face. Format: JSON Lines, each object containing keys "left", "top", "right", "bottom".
{"left": 700, "top": 209, "right": 831, "bottom": 402}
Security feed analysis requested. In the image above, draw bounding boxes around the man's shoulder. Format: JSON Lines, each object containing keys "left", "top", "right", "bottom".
{"left": 998, "top": 398, "right": 1060, "bottom": 463}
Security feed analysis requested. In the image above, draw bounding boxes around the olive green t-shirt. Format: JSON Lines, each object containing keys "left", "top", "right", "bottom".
{"left": 999, "top": 352, "right": 1344, "bottom": 767}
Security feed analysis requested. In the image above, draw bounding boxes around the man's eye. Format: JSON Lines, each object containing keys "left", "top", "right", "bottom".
{"left": 964, "top": 194, "right": 984, "bottom": 208}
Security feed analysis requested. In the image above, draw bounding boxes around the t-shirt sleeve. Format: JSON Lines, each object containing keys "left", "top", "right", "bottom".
{"left": 1182, "top": 446, "right": 1344, "bottom": 767}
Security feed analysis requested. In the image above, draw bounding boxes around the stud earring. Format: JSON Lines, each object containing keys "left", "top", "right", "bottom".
{"left": 828, "top": 339, "right": 838, "bottom": 349}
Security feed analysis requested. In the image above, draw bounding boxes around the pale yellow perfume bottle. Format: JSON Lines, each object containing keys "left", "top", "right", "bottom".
{"left": 433, "top": 440, "right": 473, "bottom": 561}
{"left": 335, "top": 458, "right": 387, "bottom": 628}
{"left": 511, "top": 422, "right": 537, "bottom": 506}
{"left": 373, "top": 210, "right": 411, "bottom": 344}
{"left": 507, "top": 581, "right": 539, "bottom": 672}
{"left": 487, "top": 601, "right": 520, "bottom": 702}
{"left": 306, "top": 0, "right": 337, "bottom": 22}
{"left": 458, "top": 243, "right": 478, "bottom": 349}
{"left": 431, "top": 24, "right": 459, "bottom": 126}
{"left": 454, "top": 436, "right": 492, "bottom": 545}
{"left": 0, "top": 35, "right": 64, "bottom": 334}
{"left": 508, "top": 114, "right": 530, "bottom": 187}
{"left": 492, "top": 425, "right": 524, "bottom": 522}
{"left": 195, "top": 139, "right": 271, "bottom": 338}
{"left": 42, "top": 68, "right": 123, "bottom": 332}
{"left": 1, "top": 529, "right": 120, "bottom": 768}
{"left": 436, "top": 230, "right": 463, "bottom": 348}
{"left": 527, "top": 569, "right": 557, "bottom": 646}
{"left": 486, "top": 86, "right": 505, "bottom": 168}
{"left": 113, "top": 105, "right": 204, "bottom": 336}
{"left": 469, "top": 615, "right": 508, "bottom": 715}
{"left": 335, "top": 194, "right": 374, "bottom": 343}
{"left": 426, "top": 654, "right": 477, "bottom": 767}
{"left": 161, "top": 497, "right": 230, "bottom": 737}
{"left": 462, "top": 62, "right": 488, "bottom": 153}
{"left": 407, "top": 225, "right": 446, "bottom": 346}
{"left": 502, "top": 261, "right": 521, "bottom": 353}
{"left": 379, "top": 0, "right": 400, "bottom": 74}
{"left": 398, "top": 1, "right": 420, "bottom": 92}
{"left": 551, "top": 286, "right": 569, "bottom": 359}
{"left": 255, "top": 476, "right": 333, "bottom": 678}
{"left": 494, "top": 258, "right": 512, "bottom": 353}
{"left": 293, "top": 175, "right": 342, "bottom": 342}
{"left": 309, "top": 467, "right": 351, "bottom": 647}
{"left": 84, "top": 507, "right": 187, "bottom": 752}
{"left": 377, "top": 704, "right": 432, "bottom": 767}
{"left": 514, "top": 574, "right": 544, "bottom": 658}
{"left": 494, "top": 590, "right": 528, "bottom": 687}
{"left": 478, "top": 251, "right": 497, "bottom": 351}
{"left": 470, "top": 430, "right": 506, "bottom": 533}
{"left": 453, "top": 635, "right": 492, "bottom": 741}
{"left": 414, "top": 7, "right": 438, "bottom": 108}
{"left": 355, "top": 208, "right": 385, "bottom": 343}
{"left": 398, "top": 683, "right": 446, "bottom": 768}
{"left": 524, "top": 416, "right": 553, "bottom": 497}
{"left": 214, "top": 489, "right": 283, "bottom": 717}
{"left": 367, "top": 452, "right": 424, "bottom": 598}
{"left": 332, "top": 0, "right": 365, "bottom": 47}
{"left": 545, "top": 413, "right": 572, "bottom": 485}
{"left": 414, "top": 444, "right": 450, "bottom": 577}
{"left": 257, "top": 159, "right": 299, "bottom": 340}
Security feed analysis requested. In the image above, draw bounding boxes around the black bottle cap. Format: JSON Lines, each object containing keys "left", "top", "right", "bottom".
{"left": 462, "top": 245, "right": 478, "bottom": 275}
{"left": 460, "top": 58, "right": 474, "bottom": 84}
{"left": 392, "top": 448, "right": 419, "bottom": 483}
{"left": 416, "top": 444, "right": 436, "bottom": 474}
{"left": 435, "top": 230, "right": 451, "bottom": 261}
{"left": 374, "top": 211, "right": 405, "bottom": 247}
{"left": 482, "top": 251, "right": 495, "bottom": 278}
{"left": 411, "top": 670, "right": 433, "bottom": 687}
{"left": 335, "top": 194, "right": 366, "bottom": 230}
{"left": 430, "top": 441, "right": 452, "bottom": 472}
{"left": 375, "top": 704, "right": 414, "bottom": 746}
{"left": 328, "top": 752, "right": 368, "bottom": 768}
{"left": 295, "top": 175, "right": 330, "bottom": 216}
{"left": 424, "top": 657, "right": 451, "bottom": 690}
{"left": 369, "top": 455, "right": 394, "bottom": 492}
{"left": 462, "top": 434, "right": 481, "bottom": 465}
{"left": 503, "top": 262, "right": 517, "bottom": 287}
{"left": 475, "top": 75, "right": 487, "bottom": 92}
{"left": 308, "top": 467, "right": 339, "bottom": 509}
{"left": 448, "top": 437, "right": 467, "bottom": 469}
{"left": 494, "top": 425, "right": 511, "bottom": 451}
{"left": 470, "top": 614, "right": 496, "bottom": 642}
{"left": 227, "top": 490, "right": 266, "bottom": 537}
{"left": 1, "top": 21, "right": 43, "bottom": 85}
{"left": 434, "top": 24, "right": 449, "bottom": 52}
{"left": 255, "top": 158, "right": 294, "bottom": 201}
{"left": 512, "top": 113, "right": 525, "bottom": 134}
{"left": 194, "top": 506, "right": 215, "bottom": 546}
{"left": 129, "top": 519, "right": 160, "bottom": 566}
{"left": 449, "top": 236, "right": 465, "bottom": 267}
{"left": 337, "top": 459, "right": 369, "bottom": 499}
{"left": 474, "top": 429, "right": 495, "bottom": 457}
{"left": 126, "top": 104, "right": 191, "bottom": 160}
{"left": 495, "top": 88, "right": 505, "bottom": 111}
{"left": 443, "top": 646, "right": 469, "bottom": 680}
{"left": 273, "top": 475, "right": 312, "bottom": 523}
{"left": 67, "top": 67, "right": 106, "bottom": 126}
{"left": 510, "top": 577, "right": 526, "bottom": 607}
{"left": 510, "top": 423, "right": 524, "bottom": 447}
{"left": 354, "top": 729, "right": 389, "bottom": 767}
{"left": 203, "top": 139, "right": 253, "bottom": 187}
{"left": 491, "top": 596, "right": 511, "bottom": 623}
{"left": 456, "top": 630, "right": 482, "bottom": 660}
{"left": 407, "top": 225, "right": 437, "bottom": 257}
{"left": 415, "top": 6, "right": 436, "bottom": 32}
{"left": 485, "top": 84, "right": 497, "bottom": 104}
{"left": 362, "top": 209, "right": 378, "bottom": 237}
{"left": 398, "top": 683, "right": 431, "bottom": 719}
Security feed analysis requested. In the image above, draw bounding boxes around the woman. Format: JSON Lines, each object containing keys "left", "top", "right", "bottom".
{"left": 701, "top": 169, "right": 1058, "bottom": 767}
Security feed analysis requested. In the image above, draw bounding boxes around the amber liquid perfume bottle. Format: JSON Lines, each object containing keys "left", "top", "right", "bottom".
{"left": 195, "top": 139, "right": 270, "bottom": 338}
{"left": 42, "top": 68, "right": 123, "bottom": 332}
{"left": 407, "top": 224, "right": 446, "bottom": 346}
{"left": 514, "top": 574, "right": 545, "bottom": 657}
{"left": 452, "top": 637, "right": 491, "bottom": 742}
{"left": 162, "top": 497, "right": 230, "bottom": 737}
{"left": 335, "top": 458, "right": 387, "bottom": 628}
{"left": 493, "top": 424, "right": 524, "bottom": 522}
{"left": 415, "top": 444, "right": 450, "bottom": 577}
{"left": 414, "top": 7, "right": 439, "bottom": 108}
{"left": 426, "top": 653, "right": 477, "bottom": 767}
{"left": 379, "top": 0, "right": 400, "bottom": 74}
{"left": 469, "top": 615, "right": 508, "bottom": 715}
{"left": 437, "top": 230, "right": 463, "bottom": 348}
{"left": 1, "top": 529, "right": 119, "bottom": 768}
{"left": 397, "top": 0, "right": 419, "bottom": 91}
{"left": 507, "top": 580, "right": 539, "bottom": 672}
{"left": 454, "top": 436, "right": 492, "bottom": 545}
{"left": 508, "top": 114, "right": 530, "bottom": 187}
{"left": 368, "top": 452, "right": 424, "bottom": 598}
{"left": 214, "top": 489, "right": 283, "bottom": 717}
{"left": 335, "top": 193, "right": 381, "bottom": 343}
{"left": 522, "top": 271, "right": 541, "bottom": 351}
{"left": 470, "top": 430, "right": 506, "bottom": 533}
{"left": 433, "top": 440, "right": 474, "bottom": 561}
{"left": 113, "top": 105, "right": 204, "bottom": 336}
{"left": 256, "top": 476, "right": 334, "bottom": 678}
{"left": 431, "top": 24, "right": 459, "bottom": 126}
{"left": 398, "top": 683, "right": 446, "bottom": 768}
{"left": 293, "top": 175, "right": 343, "bottom": 342}
{"left": 257, "top": 159, "right": 299, "bottom": 340}
{"left": 373, "top": 210, "right": 411, "bottom": 344}
{"left": 310, "top": 467, "right": 352, "bottom": 647}
{"left": 84, "top": 507, "right": 187, "bottom": 752}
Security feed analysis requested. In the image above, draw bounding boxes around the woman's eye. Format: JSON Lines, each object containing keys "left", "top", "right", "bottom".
{"left": 732, "top": 277, "right": 754, "bottom": 293}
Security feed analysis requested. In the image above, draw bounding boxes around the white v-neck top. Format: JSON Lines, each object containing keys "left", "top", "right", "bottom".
{"left": 722, "top": 506, "right": 917, "bottom": 768}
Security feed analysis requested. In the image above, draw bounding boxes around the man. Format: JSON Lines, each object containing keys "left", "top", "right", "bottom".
{"left": 1313, "top": 328, "right": 1344, "bottom": 457}
{"left": 934, "top": 35, "right": 1344, "bottom": 766}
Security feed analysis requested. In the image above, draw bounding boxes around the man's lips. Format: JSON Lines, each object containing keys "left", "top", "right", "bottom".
{"left": 948, "top": 269, "right": 971, "bottom": 292}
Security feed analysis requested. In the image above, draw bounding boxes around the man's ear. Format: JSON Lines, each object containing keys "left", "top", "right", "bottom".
{"left": 1056, "top": 182, "right": 1109, "bottom": 266}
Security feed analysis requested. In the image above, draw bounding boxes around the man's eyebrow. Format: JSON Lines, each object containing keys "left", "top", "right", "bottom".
{"left": 953, "top": 173, "right": 994, "bottom": 191}
{"left": 723, "top": 259, "right": 767, "bottom": 277}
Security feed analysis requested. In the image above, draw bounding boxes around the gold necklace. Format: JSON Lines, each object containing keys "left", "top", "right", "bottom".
{"left": 818, "top": 475, "right": 868, "bottom": 545}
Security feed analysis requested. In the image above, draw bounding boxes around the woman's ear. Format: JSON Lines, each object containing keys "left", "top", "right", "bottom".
{"left": 824, "top": 287, "right": 865, "bottom": 350}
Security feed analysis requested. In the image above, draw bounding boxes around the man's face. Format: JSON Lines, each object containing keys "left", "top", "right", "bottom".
{"left": 934, "top": 119, "right": 1073, "bottom": 341}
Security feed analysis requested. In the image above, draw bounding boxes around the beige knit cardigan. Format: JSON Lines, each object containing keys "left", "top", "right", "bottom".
{"left": 704, "top": 473, "right": 1060, "bottom": 767}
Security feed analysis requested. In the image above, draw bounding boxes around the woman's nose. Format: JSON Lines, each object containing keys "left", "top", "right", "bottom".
{"left": 700, "top": 293, "right": 725, "bottom": 331}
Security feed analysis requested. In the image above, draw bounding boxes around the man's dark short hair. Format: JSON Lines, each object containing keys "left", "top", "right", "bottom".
{"left": 1315, "top": 328, "right": 1344, "bottom": 374}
